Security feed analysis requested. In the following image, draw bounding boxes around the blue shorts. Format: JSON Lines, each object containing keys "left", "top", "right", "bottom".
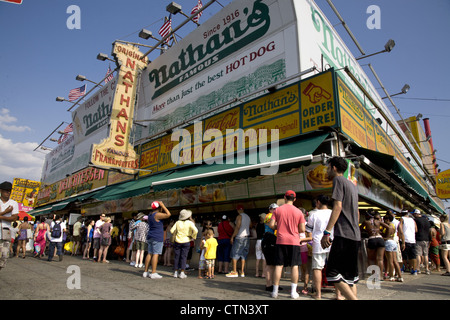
{"left": 385, "top": 239, "right": 397, "bottom": 252}
{"left": 231, "top": 237, "right": 249, "bottom": 260}
{"left": 147, "top": 239, "right": 163, "bottom": 255}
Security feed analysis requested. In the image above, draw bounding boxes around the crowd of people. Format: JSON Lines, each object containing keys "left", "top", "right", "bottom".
{"left": 1, "top": 156, "right": 450, "bottom": 300}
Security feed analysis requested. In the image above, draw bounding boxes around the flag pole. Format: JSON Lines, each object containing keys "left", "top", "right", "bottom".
{"left": 141, "top": 0, "right": 216, "bottom": 59}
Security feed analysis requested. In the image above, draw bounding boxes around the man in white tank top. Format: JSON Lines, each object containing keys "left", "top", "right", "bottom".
{"left": 226, "top": 205, "right": 250, "bottom": 278}
{"left": 399, "top": 210, "right": 418, "bottom": 275}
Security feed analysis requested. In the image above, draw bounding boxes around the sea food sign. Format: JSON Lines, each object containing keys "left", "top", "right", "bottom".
{"left": 91, "top": 43, "right": 148, "bottom": 173}
{"left": 436, "top": 169, "right": 450, "bottom": 199}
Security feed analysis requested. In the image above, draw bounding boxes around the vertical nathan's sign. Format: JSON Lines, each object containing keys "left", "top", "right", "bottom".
{"left": 91, "top": 43, "right": 148, "bottom": 173}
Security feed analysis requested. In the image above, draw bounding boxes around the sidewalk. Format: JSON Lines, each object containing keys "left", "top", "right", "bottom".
{"left": 0, "top": 253, "right": 449, "bottom": 301}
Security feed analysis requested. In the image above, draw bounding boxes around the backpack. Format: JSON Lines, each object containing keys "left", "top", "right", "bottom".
{"left": 51, "top": 222, "right": 62, "bottom": 238}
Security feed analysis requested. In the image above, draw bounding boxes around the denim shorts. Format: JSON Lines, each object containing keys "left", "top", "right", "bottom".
{"left": 147, "top": 239, "right": 163, "bottom": 255}
{"left": 231, "top": 237, "right": 249, "bottom": 260}
{"left": 385, "top": 239, "right": 397, "bottom": 252}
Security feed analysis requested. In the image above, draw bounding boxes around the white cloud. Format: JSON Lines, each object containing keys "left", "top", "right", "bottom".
{"left": 0, "top": 134, "right": 45, "bottom": 183}
{"left": 0, "top": 108, "right": 32, "bottom": 132}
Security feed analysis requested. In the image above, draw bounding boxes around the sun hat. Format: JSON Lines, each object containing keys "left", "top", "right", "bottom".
{"left": 179, "top": 209, "right": 192, "bottom": 221}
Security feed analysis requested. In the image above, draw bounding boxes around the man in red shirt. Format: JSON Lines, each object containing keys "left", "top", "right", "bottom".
{"left": 268, "top": 190, "right": 306, "bottom": 299}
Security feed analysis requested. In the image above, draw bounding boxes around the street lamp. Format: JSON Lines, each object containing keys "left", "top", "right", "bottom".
{"left": 356, "top": 39, "right": 395, "bottom": 60}
{"left": 166, "top": 1, "right": 200, "bottom": 26}
{"left": 382, "top": 84, "right": 410, "bottom": 99}
{"left": 139, "top": 29, "right": 162, "bottom": 41}
{"left": 76, "top": 74, "right": 103, "bottom": 87}
{"left": 56, "top": 96, "right": 72, "bottom": 102}
{"left": 96, "top": 53, "right": 115, "bottom": 62}
{"left": 423, "top": 150, "right": 437, "bottom": 156}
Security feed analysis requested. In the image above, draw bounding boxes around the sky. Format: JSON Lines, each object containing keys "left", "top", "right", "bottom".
{"left": 0, "top": 0, "right": 449, "bottom": 207}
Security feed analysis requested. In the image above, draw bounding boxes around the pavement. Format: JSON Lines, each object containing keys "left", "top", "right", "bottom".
{"left": 0, "top": 252, "right": 449, "bottom": 315}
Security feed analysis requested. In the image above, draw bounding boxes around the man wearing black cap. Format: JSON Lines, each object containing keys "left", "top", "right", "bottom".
{"left": 0, "top": 181, "right": 19, "bottom": 270}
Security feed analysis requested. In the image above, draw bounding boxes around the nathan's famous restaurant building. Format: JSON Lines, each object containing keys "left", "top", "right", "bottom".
{"left": 30, "top": 0, "right": 446, "bottom": 272}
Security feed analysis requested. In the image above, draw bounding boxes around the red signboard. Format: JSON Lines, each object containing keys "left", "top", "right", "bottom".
{"left": 0, "top": 0, "right": 23, "bottom": 4}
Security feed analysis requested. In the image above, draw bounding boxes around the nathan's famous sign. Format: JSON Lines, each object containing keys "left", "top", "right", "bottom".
{"left": 91, "top": 43, "right": 148, "bottom": 173}
{"left": 148, "top": 0, "right": 270, "bottom": 99}
{"left": 135, "top": 0, "right": 301, "bottom": 140}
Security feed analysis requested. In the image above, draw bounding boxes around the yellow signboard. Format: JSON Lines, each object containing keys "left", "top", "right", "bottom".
{"left": 11, "top": 178, "right": 40, "bottom": 207}
{"left": 300, "top": 70, "right": 336, "bottom": 133}
{"left": 36, "top": 167, "right": 108, "bottom": 206}
{"left": 243, "top": 84, "right": 299, "bottom": 127}
{"left": 138, "top": 69, "right": 337, "bottom": 175}
{"left": 436, "top": 169, "right": 450, "bottom": 199}
{"left": 91, "top": 43, "right": 148, "bottom": 173}
{"left": 338, "top": 76, "right": 367, "bottom": 148}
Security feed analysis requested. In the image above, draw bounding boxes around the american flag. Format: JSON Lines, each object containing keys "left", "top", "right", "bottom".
{"left": 68, "top": 84, "right": 86, "bottom": 101}
{"left": 57, "top": 123, "right": 73, "bottom": 144}
{"left": 191, "top": 0, "right": 203, "bottom": 23}
{"left": 105, "top": 65, "right": 114, "bottom": 84}
{"left": 159, "top": 14, "right": 172, "bottom": 43}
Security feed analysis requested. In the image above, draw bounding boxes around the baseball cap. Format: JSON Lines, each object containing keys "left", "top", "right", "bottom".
{"left": 236, "top": 205, "right": 244, "bottom": 211}
{"left": 0, "top": 181, "right": 12, "bottom": 191}
{"left": 222, "top": 215, "right": 227, "bottom": 220}
{"left": 413, "top": 209, "right": 421, "bottom": 214}
{"left": 285, "top": 190, "right": 296, "bottom": 198}
{"left": 151, "top": 201, "right": 160, "bottom": 210}
{"left": 268, "top": 203, "right": 278, "bottom": 210}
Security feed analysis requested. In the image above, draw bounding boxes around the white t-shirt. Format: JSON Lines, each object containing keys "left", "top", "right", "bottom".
{"left": 305, "top": 208, "right": 333, "bottom": 254}
{"left": 402, "top": 216, "right": 416, "bottom": 244}
{"left": 49, "top": 221, "right": 66, "bottom": 242}
{"left": 0, "top": 198, "right": 19, "bottom": 238}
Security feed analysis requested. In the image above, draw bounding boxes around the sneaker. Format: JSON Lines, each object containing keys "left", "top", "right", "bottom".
{"left": 225, "top": 271, "right": 238, "bottom": 278}
{"left": 179, "top": 272, "right": 187, "bottom": 279}
{"left": 130, "top": 261, "right": 136, "bottom": 266}
{"left": 150, "top": 273, "right": 162, "bottom": 279}
{"left": 240, "top": 273, "right": 245, "bottom": 278}
{"left": 396, "top": 277, "right": 404, "bottom": 282}
{"left": 425, "top": 270, "right": 431, "bottom": 275}
{"left": 173, "top": 271, "right": 178, "bottom": 278}
{"left": 291, "top": 291, "right": 300, "bottom": 299}
{"left": 411, "top": 270, "right": 418, "bottom": 276}
{"left": 271, "top": 291, "right": 278, "bottom": 298}
{"left": 143, "top": 272, "right": 149, "bottom": 278}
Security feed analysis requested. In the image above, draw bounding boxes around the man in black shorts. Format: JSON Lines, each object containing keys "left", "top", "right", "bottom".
{"left": 321, "top": 157, "right": 361, "bottom": 300}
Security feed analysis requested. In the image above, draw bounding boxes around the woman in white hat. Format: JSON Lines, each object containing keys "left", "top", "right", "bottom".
{"left": 170, "top": 209, "right": 198, "bottom": 279}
